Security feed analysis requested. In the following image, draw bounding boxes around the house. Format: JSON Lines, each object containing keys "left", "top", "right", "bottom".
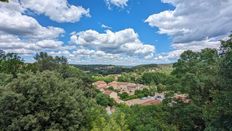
{"left": 125, "top": 97, "right": 161, "bottom": 106}
{"left": 141, "top": 99, "right": 161, "bottom": 106}
{"left": 108, "top": 81, "right": 146, "bottom": 95}
{"left": 174, "top": 94, "right": 191, "bottom": 103}
{"left": 103, "top": 89, "right": 122, "bottom": 104}
{"left": 93, "top": 81, "right": 107, "bottom": 92}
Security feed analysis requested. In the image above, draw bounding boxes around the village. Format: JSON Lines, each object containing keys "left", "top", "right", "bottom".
{"left": 94, "top": 80, "right": 191, "bottom": 108}
{"left": 94, "top": 80, "right": 165, "bottom": 106}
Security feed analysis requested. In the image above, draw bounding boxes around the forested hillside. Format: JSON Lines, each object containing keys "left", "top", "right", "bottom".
{"left": 0, "top": 35, "right": 232, "bottom": 130}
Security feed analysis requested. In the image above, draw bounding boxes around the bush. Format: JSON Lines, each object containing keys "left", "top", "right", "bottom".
{"left": 119, "top": 92, "right": 129, "bottom": 100}
{"left": 141, "top": 72, "right": 168, "bottom": 85}
{"left": 0, "top": 71, "right": 101, "bottom": 130}
{"left": 96, "top": 93, "right": 114, "bottom": 107}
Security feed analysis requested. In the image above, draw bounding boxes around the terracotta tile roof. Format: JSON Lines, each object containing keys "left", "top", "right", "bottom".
{"left": 174, "top": 94, "right": 191, "bottom": 103}
{"left": 141, "top": 99, "right": 161, "bottom": 105}
{"left": 125, "top": 98, "right": 161, "bottom": 106}
{"left": 94, "top": 81, "right": 107, "bottom": 89}
{"left": 104, "top": 90, "right": 113, "bottom": 95}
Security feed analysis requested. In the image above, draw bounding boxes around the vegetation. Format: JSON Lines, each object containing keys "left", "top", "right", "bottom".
{"left": 93, "top": 75, "right": 115, "bottom": 83}
{"left": 0, "top": 71, "right": 102, "bottom": 130}
{"left": 0, "top": 34, "right": 232, "bottom": 130}
{"left": 0, "top": 51, "right": 23, "bottom": 78}
{"left": 0, "top": 0, "right": 8, "bottom": 2}
{"left": 73, "top": 64, "right": 132, "bottom": 75}
{"left": 96, "top": 92, "right": 114, "bottom": 107}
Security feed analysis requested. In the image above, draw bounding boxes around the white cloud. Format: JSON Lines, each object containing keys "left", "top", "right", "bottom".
{"left": 0, "top": 2, "right": 64, "bottom": 39}
{"left": 101, "top": 24, "right": 112, "bottom": 30}
{"left": 105, "top": 0, "right": 128, "bottom": 9}
{"left": 0, "top": 0, "right": 156, "bottom": 65}
{"left": 36, "top": 40, "right": 63, "bottom": 49}
{"left": 0, "top": 1, "right": 65, "bottom": 54}
{"left": 20, "top": 0, "right": 90, "bottom": 23}
{"left": 70, "top": 28, "right": 155, "bottom": 58}
{"left": 146, "top": 0, "right": 232, "bottom": 62}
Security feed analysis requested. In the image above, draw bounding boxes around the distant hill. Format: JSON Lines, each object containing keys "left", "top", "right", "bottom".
{"left": 71, "top": 64, "right": 132, "bottom": 75}
{"left": 132, "top": 64, "right": 159, "bottom": 70}
{"left": 72, "top": 63, "right": 173, "bottom": 75}
{"left": 131, "top": 64, "right": 173, "bottom": 73}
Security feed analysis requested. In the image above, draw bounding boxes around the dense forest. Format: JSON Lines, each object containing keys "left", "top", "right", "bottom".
{"left": 0, "top": 35, "right": 232, "bottom": 130}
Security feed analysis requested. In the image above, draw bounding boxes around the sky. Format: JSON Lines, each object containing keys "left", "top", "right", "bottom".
{"left": 0, "top": 0, "right": 232, "bottom": 65}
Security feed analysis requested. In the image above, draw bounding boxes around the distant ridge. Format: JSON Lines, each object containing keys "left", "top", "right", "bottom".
{"left": 71, "top": 63, "right": 173, "bottom": 75}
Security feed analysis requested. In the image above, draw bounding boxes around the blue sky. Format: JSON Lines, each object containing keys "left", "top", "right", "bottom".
{"left": 35, "top": 0, "right": 173, "bottom": 53}
{"left": 0, "top": 0, "right": 232, "bottom": 65}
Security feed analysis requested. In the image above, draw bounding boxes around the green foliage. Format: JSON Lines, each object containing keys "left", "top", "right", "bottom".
{"left": 93, "top": 75, "right": 115, "bottom": 83}
{"left": 219, "top": 35, "right": 232, "bottom": 88}
{"left": 118, "top": 105, "right": 177, "bottom": 131}
{"left": 0, "top": 34, "right": 232, "bottom": 130}
{"left": 157, "top": 84, "right": 166, "bottom": 93}
{"left": 91, "top": 112, "right": 129, "bottom": 131}
{"left": 118, "top": 92, "right": 129, "bottom": 100}
{"left": 107, "top": 86, "right": 119, "bottom": 93}
{"left": 34, "top": 52, "right": 68, "bottom": 73}
{"left": 172, "top": 48, "right": 219, "bottom": 104}
{"left": 0, "top": 73, "right": 13, "bottom": 86}
{"left": 96, "top": 93, "right": 114, "bottom": 107}
{"left": 134, "top": 88, "right": 150, "bottom": 98}
{"left": 141, "top": 72, "right": 168, "bottom": 85}
{"left": 118, "top": 73, "right": 137, "bottom": 83}
{"left": 108, "top": 86, "right": 114, "bottom": 91}
{"left": 0, "top": 50, "right": 24, "bottom": 78}
{"left": 0, "top": 71, "right": 102, "bottom": 130}
{"left": 168, "top": 103, "right": 205, "bottom": 130}
{"left": 74, "top": 64, "right": 132, "bottom": 75}
{"left": 206, "top": 34, "right": 232, "bottom": 130}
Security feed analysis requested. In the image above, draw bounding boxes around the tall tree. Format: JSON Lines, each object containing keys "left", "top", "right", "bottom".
{"left": 0, "top": 71, "right": 102, "bottom": 130}
{"left": 0, "top": 50, "right": 23, "bottom": 78}
{"left": 207, "top": 34, "right": 232, "bottom": 130}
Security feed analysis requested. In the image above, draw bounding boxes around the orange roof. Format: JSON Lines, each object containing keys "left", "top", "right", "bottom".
{"left": 94, "top": 81, "right": 107, "bottom": 89}
{"left": 104, "top": 90, "right": 113, "bottom": 95}
{"left": 141, "top": 99, "right": 161, "bottom": 105}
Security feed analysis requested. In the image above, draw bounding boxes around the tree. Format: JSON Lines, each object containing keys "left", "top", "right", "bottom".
{"left": 96, "top": 93, "right": 114, "bottom": 107}
{"left": 169, "top": 48, "right": 220, "bottom": 130}
{"left": 172, "top": 49, "right": 219, "bottom": 105}
{"left": 118, "top": 92, "right": 129, "bottom": 100}
{"left": 0, "top": 0, "right": 8, "bottom": 2}
{"left": 34, "top": 52, "right": 68, "bottom": 73}
{"left": 0, "top": 50, "right": 24, "bottom": 78}
{"left": 206, "top": 34, "right": 232, "bottom": 130}
{"left": 91, "top": 112, "right": 129, "bottom": 131}
{"left": 0, "top": 71, "right": 102, "bottom": 130}
{"left": 141, "top": 72, "right": 168, "bottom": 85}
{"left": 166, "top": 102, "right": 205, "bottom": 131}
{"left": 118, "top": 105, "right": 177, "bottom": 131}
{"left": 0, "top": 73, "right": 12, "bottom": 86}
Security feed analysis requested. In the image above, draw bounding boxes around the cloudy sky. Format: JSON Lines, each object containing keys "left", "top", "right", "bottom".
{"left": 0, "top": 0, "right": 232, "bottom": 65}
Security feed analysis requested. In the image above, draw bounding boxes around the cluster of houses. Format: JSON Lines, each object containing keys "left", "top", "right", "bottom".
{"left": 125, "top": 93, "right": 165, "bottom": 106}
{"left": 108, "top": 81, "right": 145, "bottom": 95}
{"left": 93, "top": 80, "right": 191, "bottom": 107}
{"left": 93, "top": 81, "right": 164, "bottom": 106}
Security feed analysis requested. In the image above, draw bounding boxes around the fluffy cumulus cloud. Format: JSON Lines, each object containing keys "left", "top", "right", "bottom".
{"left": 105, "top": 0, "right": 128, "bottom": 9}
{"left": 20, "top": 0, "right": 90, "bottom": 23}
{"left": 0, "top": 1, "right": 65, "bottom": 54}
{"left": 0, "top": 0, "right": 155, "bottom": 65}
{"left": 70, "top": 28, "right": 155, "bottom": 59}
{"left": 146, "top": 0, "right": 232, "bottom": 62}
